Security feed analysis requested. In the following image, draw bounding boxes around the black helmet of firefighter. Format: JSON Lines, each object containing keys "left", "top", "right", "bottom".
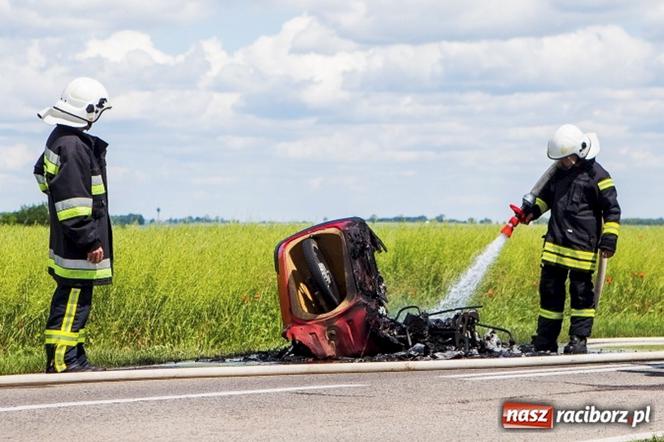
{"left": 547, "top": 124, "right": 600, "bottom": 161}
{"left": 38, "top": 77, "right": 112, "bottom": 128}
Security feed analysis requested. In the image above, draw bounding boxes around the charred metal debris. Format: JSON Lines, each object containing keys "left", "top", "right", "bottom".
{"left": 269, "top": 217, "right": 524, "bottom": 362}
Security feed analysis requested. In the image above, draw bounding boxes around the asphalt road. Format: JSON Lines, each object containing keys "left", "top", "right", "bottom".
{"left": 1, "top": 361, "right": 663, "bottom": 441}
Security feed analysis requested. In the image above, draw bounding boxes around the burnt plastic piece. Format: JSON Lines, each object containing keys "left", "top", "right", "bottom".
{"left": 301, "top": 238, "right": 342, "bottom": 309}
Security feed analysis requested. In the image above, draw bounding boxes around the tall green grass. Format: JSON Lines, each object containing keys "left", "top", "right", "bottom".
{"left": 0, "top": 223, "right": 662, "bottom": 374}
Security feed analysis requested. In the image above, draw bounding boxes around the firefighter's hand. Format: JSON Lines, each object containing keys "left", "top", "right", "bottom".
{"left": 600, "top": 249, "right": 614, "bottom": 258}
{"left": 88, "top": 246, "right": 104, "bottom": 263}
{"left": 524, "top": 213, "right": 534, "bottom": 225}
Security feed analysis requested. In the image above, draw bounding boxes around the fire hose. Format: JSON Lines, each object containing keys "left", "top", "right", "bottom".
{"left": 594, "top": 255, "right": 608, "bottom": 309}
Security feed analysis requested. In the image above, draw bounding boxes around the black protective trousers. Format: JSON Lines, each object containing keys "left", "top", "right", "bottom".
{"left": 44, "top": 284, "right": 93, "bottom": 373}
{"left": 536, "top": 264, "right": 596, "bottom": 345}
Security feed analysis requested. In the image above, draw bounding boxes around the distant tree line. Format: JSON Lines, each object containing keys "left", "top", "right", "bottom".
{"left": 111, "top": 214, "right": 145, "bottom": 225}
{"left": 155, "top": 215, "right": 230, "bottom": 224}
{"left": 2, "top": 204, "right": 664, "bottom": 226}
{"left": 0, "top": 203, "right": 145, "bottom": 226}
{"left": 367, "top": 214, "right": 494, "bottom": 224}
{"left": 621, "top": 218, "right": 664, "bottom": 225}
{"left": 366, "top": 214, "right": 664, "bottom": 226}
{"left": 0, "top": 203, "right": 49, "bottom": 225}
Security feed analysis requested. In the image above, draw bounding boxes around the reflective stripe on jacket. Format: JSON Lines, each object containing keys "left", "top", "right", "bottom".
{"left": 33, "top": 125, "right": 113, "bottom": 286}
{"left": 532, "top": 159, "right": 621, "bottom": 272}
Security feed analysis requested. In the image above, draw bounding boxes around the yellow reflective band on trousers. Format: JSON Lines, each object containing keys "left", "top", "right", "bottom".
{"left": 535, "top": 197, "right": 548, "bottom": 213}
{"left": 598, "top": 178, "right": 615, "bottom": 191}
{"left": 55, "top": 346, "right": 67, "bottom": 373}
{"left": 571, "top": 308, "right": 596, "bottom": 318}
{"left": 542, "top": 242, "right": 597, "bottom": 271}
{"left": 539, "top": 308, "right": 564, "bottom": 320}
{"left": 54, "top": 287, "right": 80, "bottom": 373}
{"left": 62, "top": 288, "right": 80, "bottom": 332}
{"left": 603, "top": 221, "right": 620, "bottom": 237}
{"left": 44, "top": 329, "right": 80, "bottom": 345}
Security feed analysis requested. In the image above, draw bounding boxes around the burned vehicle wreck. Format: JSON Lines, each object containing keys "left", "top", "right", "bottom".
{"left": 274, "top": 217, "right": 515, "bottom": 360}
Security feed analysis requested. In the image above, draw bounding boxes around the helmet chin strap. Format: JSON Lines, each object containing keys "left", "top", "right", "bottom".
{"left": 52, "top": 106, "right": 90, "bottom": 123}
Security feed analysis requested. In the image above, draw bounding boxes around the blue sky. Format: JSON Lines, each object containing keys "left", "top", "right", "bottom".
{"left": 1, "top": 0, "right": 663, "bottom": 222}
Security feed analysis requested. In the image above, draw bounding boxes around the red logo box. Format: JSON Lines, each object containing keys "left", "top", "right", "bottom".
{"left": 502, "top": 402, "right": 554, "bottom": 429}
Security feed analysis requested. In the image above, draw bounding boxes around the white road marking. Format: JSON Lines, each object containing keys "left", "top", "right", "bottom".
{"left": 0, "top": 383, "right": 368, "bottom": 413}
{"left": 581, "top": 430, "right": 664, "bottom": 442}
{"left": 443, "top": 365, "right": 649, "bottom": 381}
{"left": 439, "top": 364, "right": 635, "bottom": 379}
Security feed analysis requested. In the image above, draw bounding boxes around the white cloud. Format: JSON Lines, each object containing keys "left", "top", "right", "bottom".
{"left": 202, "top": 19, "right": 658, "bottom": 119}
{"left": 271, "top": 0, "right": 551, "bottom": 43}
{"left": 288, "top": 14, "right": 357, "bottom": 54}
{"left": 191, "top": 175, "right": 236, "bottom": 185}
{"left": 275, "top": 129, "right": 437, "bottom": 162}
{"left": 77, "top": 31, "right": 181, "bottom": 64}
{"left": 0, "top": 143, "right": 34, "bottom": 171}
{"left": 198, "top": 38, "right": 230, "bottom": 88}
{"left": 308, "top": 176, "right": 324, "bottom": 190}
{"left": 1, "top": 0, "right": 213, "bottom": 35}
{"left": 224, "top": 16, "right": 365, "bottom": 107}
{"left": 108, "top": 90, "right": 240, "bottom": 128}
{"left": 350, "top": 25, "right": 654, "bottom": 92}
{"left": 271, "top": 0, "right": 664, "bottom": 44}
{"left": 216, "top": 135, "right": 266, "bottom": 151}
{"left": 618, "top": 148, "right": 664, "bottom": 168}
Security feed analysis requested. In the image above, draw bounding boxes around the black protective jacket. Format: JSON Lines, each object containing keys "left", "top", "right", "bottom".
{"left": 532, "top": 159, "right": 621, "bottom": 272}
{"left": 33, "top": 125, "right": 113, "bottom": 286}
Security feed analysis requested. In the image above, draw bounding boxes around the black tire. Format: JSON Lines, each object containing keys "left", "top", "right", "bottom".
{"left": 302, "top": 238, "right": 342, "bottom": 309}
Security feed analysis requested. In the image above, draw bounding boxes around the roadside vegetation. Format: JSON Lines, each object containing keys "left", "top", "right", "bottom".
{"left": 1, "top": 223, "right": 662, "bottom": 374}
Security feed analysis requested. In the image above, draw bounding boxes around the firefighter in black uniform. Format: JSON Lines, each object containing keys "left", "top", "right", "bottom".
{"left": 526, "top": 124, "right": 620, "bottom": 354}
{"left": 33, "top": 77, "right": 113, "bottom": 372}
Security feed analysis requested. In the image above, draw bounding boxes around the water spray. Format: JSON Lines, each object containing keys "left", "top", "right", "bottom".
{"left": 430, "top": 234, "right": 508, "bottom": 316}
{"left": 433, "top": 163, "right": 561, "bottom": 315}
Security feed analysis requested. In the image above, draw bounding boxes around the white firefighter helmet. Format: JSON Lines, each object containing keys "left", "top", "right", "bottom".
{"left": 547, "top": 124, "right": 600, "bottom": 160}
{"left": 38, "top": 77, "right": 111, "bottom": 128}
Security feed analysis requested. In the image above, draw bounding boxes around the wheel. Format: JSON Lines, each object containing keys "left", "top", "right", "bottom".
{"left": 301, "top": 238, "right": 342, "bottom": 309}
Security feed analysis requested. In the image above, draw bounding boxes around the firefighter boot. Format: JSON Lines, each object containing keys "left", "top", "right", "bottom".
{"left": 563, "top": 335, "right": 587, "bottom": 354}
{"left": 45, "top": 344, "right": 55, "bottom": 373}
{"left": 531, "top": 335, "right": 558, "bottom": 353}
{"left": 45, "top": 343, "right": 91, "bottom": 373}
{"left": 75, "top": 344, "right": 105, "bottom": 371}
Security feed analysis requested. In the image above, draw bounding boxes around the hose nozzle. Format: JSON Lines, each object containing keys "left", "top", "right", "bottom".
{"left": 500, "top": 204, "right": 525, "bottom": 238}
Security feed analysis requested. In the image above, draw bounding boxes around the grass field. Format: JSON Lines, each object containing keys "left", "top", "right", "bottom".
{"left": 1, "top": 223, "right": 662, "bottom": 375}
